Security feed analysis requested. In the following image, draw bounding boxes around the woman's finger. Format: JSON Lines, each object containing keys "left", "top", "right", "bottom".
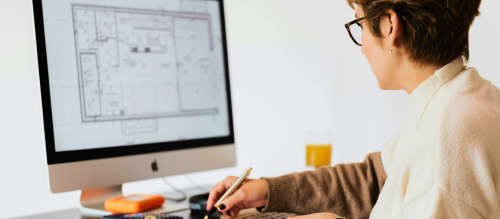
{"left": 207, "top": 182, "right": 229, "bottom": 210}
{"left": 226, "top": 204, "right": 242, "bottom": 219}
{"left": 206, "top": 176, "right": 238, "bottom": 210}
{"left": 217, "top": 188, "right": 248, "bottom": 212}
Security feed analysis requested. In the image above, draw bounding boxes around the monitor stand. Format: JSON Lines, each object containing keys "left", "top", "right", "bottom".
{"left": 78, "top": 185, "right": 209, "bottom": 216}
{"left": 79, "top": 185, "right": 122, "bottom": 216}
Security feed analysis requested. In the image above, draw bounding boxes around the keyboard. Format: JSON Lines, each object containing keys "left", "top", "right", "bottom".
{"left": 237, "top": 211, "right": 297, "bottom": 219}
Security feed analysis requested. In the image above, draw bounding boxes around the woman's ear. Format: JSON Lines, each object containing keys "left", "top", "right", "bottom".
{"left": 380, "top": 9, "right": 401, "bottom": 49}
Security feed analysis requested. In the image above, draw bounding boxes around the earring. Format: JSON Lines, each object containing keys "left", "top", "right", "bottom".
{"left": 387, "top": 46, "right": 394, "bottom": 60}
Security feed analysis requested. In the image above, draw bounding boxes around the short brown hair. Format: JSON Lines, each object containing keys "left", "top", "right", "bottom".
{"left": 347, "top": 0, "right": 482, "bottom": 66}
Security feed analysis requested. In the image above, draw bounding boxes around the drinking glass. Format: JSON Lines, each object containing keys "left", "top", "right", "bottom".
{"left": 306, "top": 131, "right": 333, "bottom": 168}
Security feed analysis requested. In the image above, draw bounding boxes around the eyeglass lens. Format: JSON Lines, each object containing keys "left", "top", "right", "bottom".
{"left": 350, "top": 23, "right": 362, "bottom": 45}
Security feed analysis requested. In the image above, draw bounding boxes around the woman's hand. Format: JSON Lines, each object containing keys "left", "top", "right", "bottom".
{"left": 206, "top": 177, "right": 268, "bottom": 218}
{"left": 287, "top": 213, "right": 344, "bottom": 219}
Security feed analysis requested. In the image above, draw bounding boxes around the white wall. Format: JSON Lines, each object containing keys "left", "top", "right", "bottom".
{"left": 1, "top": 0, "right": 499, "bottom": 218}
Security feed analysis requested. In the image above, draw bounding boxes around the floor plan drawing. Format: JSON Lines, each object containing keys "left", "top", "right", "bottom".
{"left": 72, "top": 4, "right": 219, "bottom": 127}
{"left": 180, "top": 0, "right": 209, "bottom": 13}
{"left": 122, "top": 118, "right": 158, "bottom": 135}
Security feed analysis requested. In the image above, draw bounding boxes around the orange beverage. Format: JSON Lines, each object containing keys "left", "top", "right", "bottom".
{"left": 306, "top": 144, "right": 332, "bottom": 167}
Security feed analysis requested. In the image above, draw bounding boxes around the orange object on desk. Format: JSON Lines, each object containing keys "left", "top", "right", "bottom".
{"left": 104, "top": 194, "right": 165, "bottom": 213}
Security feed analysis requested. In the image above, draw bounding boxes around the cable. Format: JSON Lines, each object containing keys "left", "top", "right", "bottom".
{"left": 184, "top": 174, "right": 209, "bottom": 193}
{"left": 161, "top": 177, "right": 187, "bottom": 202}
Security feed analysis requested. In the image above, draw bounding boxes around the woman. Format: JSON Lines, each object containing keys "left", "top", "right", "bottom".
{"left": 208, "top": 0, "right": 500, "bottom": 218}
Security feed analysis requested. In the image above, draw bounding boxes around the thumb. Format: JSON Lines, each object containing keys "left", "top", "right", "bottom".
{"left": 218, "top": 189, "right": 247, "bottom": 212}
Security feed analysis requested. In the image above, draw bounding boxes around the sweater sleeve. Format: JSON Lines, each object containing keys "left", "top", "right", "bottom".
{"left": 260, "top": 152, "right": 387, "bottom": 219}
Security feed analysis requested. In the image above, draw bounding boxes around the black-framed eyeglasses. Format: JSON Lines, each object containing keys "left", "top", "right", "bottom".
{"left": 345, "top": 17, "right": 365, "bottom": 46}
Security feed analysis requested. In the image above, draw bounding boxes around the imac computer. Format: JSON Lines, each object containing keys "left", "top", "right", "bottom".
{"left": 32, "top": 0, "right": 235, "bottom": 215}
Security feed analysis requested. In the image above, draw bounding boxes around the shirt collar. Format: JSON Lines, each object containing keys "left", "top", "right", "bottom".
{"left": 410, "top": 58, "right": 464, "bottom": 111}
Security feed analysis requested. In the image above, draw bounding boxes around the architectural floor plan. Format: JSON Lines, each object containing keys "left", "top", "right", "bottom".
{"left": 42, "top": 0, "right": 230, "bottom": 151}
{"left": 73, "top": 3, "right": 219, "bottom": 125}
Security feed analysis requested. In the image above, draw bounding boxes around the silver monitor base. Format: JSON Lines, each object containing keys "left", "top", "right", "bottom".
{"left": 79, "top": 185, "right": 122, "bottom": 216}
{"left": 78, "top": 185, "right": 210, "bottom": 216}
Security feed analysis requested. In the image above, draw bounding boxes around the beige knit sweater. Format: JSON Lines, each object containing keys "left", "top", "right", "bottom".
{"left": 261, "top": 152, "right": 386, "bottom": 219}
{"left": 261, "top": 58, "right": 500, "bottom": 218}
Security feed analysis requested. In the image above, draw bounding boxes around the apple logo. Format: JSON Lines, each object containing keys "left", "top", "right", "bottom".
{"left": 151, "top": 159, "right": 158, "bottom": 172}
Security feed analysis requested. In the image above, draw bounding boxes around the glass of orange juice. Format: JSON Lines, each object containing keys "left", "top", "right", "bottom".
{"left": 306, "top": 131, "right": 333, "bottom": 168}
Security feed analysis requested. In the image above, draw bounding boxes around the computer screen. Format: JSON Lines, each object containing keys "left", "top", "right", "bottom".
{"left": 37, "top": 0, "right": 234, "bottom": 163}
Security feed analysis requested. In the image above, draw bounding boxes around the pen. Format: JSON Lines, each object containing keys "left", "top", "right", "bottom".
{"left": 204, "top": 167, "right": 253, "bottom": 219}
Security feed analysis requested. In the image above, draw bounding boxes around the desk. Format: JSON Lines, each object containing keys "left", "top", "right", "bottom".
{"left": 15, "top": 208, "right": 197, "bottom": 219}
{"left": 15, "top": 187, "right": 215, "bottom": 219}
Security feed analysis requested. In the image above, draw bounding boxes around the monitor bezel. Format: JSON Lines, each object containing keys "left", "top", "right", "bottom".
{"left": 33, "top": 0, "right": 235, "bottom": 165}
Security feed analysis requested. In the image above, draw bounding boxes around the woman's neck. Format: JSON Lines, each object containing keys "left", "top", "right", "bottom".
{"left": 400, "top": 61, "right": 444, "bottom": 94}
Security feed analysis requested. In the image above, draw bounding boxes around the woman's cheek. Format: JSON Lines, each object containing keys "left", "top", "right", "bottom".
{"left": 361, "top": 29, "right": 366, "bottom": 54}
